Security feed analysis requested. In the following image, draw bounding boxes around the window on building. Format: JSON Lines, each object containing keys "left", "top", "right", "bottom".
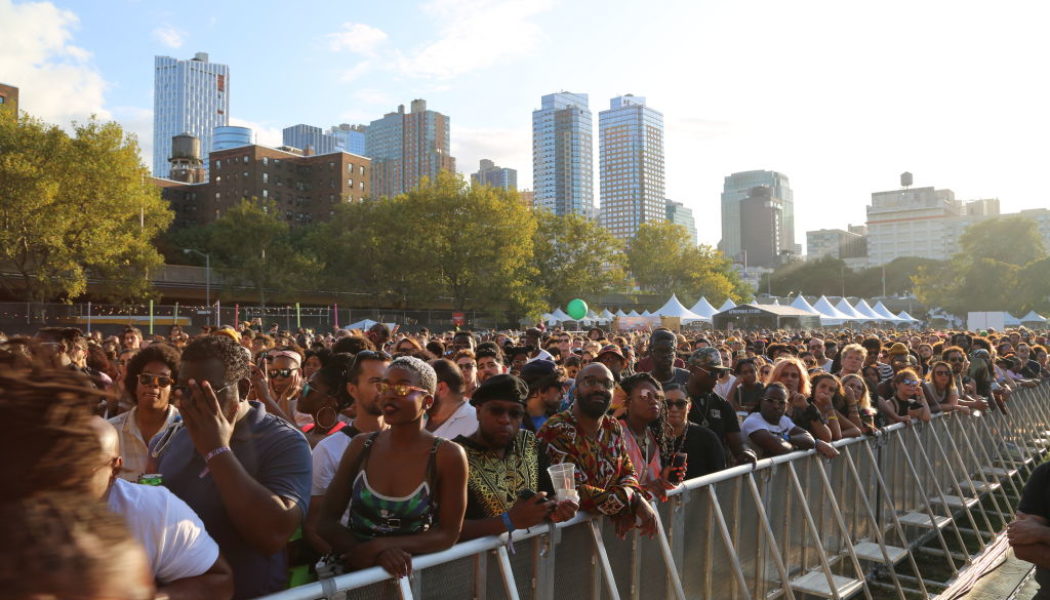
{"left": 263, "top": 173, "right": 268, "bottom": 184}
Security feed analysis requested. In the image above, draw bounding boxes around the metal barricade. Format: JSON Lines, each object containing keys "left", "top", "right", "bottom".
{"left": 260, "top": 384, "right": 1050, "bottom": 600}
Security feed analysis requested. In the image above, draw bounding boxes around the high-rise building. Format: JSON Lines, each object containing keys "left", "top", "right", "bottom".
{"left": 213, "top": 125, "right": 252, "bottom": 152}
{"left": 532, "top": 92, "right": 593, "bottom": 216}
{"left": 329, "top": 124, "right": 368, "bottom": 156}
{"left": 366, "top": 99, "right": 454, "bottom": 198}
{"left": 738, "top": 186, "right": 786, "bottom": 268}
{"left": 156, "top": 142, "right": 370, "bottom": 229}
{"left": 720, "top": 170, "right": 795, "bottom": 262}
{"left": 0, "top": 83, "right": 18, "bottom": 115}
{"left": 806, "top": 226, "right": 867, "bottom": 260}
{"left": 471, "top": 159, "right": 517, "bottom": 191}
{"left": 666, "top": 200, "right": 697, "bottom": 245}
{"left": 282, "top": 124, "right": 339, "bottom": 155}
{"left": 153, "top": 52, "right": 229, "bottom": 177}
{"left": 598, "top": 95, "right": 665, "bottom": 241}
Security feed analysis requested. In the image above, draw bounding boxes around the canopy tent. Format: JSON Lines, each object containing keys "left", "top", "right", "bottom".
{"left": 718, "top": 299, "right": 737, "bottom": 312}
{"left": 1004, "top": 313, "right": 1022, "bottom": 327}
{"left": 547, "top": 307, "right": 573, "bottom": 324}
{"left": 897, "top": 311, "right": 921, "bottom": 323}
{"left": 872, "top": 301, "right": 904, "bottom": 322}
{"left": 345, "top": 319, "right": 396, "bottom": 331}
{"left": 789, "top": 295, "right": 822, "bottom": 316}
{"left": 835, "top": 298, "right": 871, "bottom": 321}
{"left": 813, "top": 295, "right": 854, "bottom": 324}
{"left": 641, "top": 310, "right": 652, "bottom": 317}
{"left": 853, "top": 299, "right": 883, "bottom": 321}
{"left": 689, "top": 297, "right": 719, "bottom": 320}
{"left": 599, "top": 308, "right": 615, "bottom": 320}
{"left": 627, "top": 310, "right": 640, "bottom": 317}
{"left": 654, "top": 294, "right": 709, "bottom": 322}
{"left": 713, "top": 304, "right": 822, "bottom": 330}
{"left": 614, "top": 308, "right": 627, "bottom": 317}
{"left": 1020, "top": 310, "right": 1047, "bottom": 324}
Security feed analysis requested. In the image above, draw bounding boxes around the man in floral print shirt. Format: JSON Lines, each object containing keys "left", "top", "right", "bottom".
{"left": 538, "top": 363, "right": 658, "bottom": 537}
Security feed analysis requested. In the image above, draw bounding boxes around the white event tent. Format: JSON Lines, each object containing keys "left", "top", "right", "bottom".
{"left": 654, "top": 294, "right": 709, "bottom": 322}
{"left": 853, "top": 299, "right": 883, "bottom": 321}
{"left": 835, "top": 298, "right": 871, "bottom": 321}
{"left": 813, "top": 295, "right": 854, "bottom": 324}
{"left": 872, "top": 301, "right": 904, "bottom": 322}
{"left": 789, "top": 294, "right": 822, "bottom": 316}
{"left": 718, "top": 299, "right": 737, "bottom": 312}
{"left": 1020, "top": 310, "right": 1047, "bottom": 325}
{"left": 689, "top": 297, "right": 719, "bottom": 320}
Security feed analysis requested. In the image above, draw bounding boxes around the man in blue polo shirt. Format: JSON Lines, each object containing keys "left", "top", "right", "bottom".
{"left": 157, "top": 335, "right": 312, "bottom": 599}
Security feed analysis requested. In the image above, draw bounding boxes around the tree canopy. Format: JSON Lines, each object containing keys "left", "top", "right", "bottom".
{"left": 0, "top": 111, "right": 171, "bottom": 303}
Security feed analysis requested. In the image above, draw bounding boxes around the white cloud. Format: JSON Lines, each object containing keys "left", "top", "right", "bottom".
{"left": 152, "top": 25, "right": 186, "bottom": 48}
{"left": 395, "top": 0, "right": 553, "bottom": 79}
{"left": 327, "top": 22, "right": 388, "bottom": 56}
{"left": 452, "top": 126, "right": 531, "bottom": 185}
{"left": 0, "top": 0, "right": 109, "bottom": 125}
{"left": 338, "top": 61, "right": 373, "bottom": 83}
{"left": 229, "top": 117, "right": 283, "bottom": 148}
{"left": 110, "top": 105, "right": 154, "bottom": 166}
{"left": 352, "top": 88, "right": 392, "bottom": 106}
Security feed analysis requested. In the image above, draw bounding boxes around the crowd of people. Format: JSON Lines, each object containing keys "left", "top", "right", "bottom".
{"left": 1, "top": 320, "right": 1049, "bottom": 599}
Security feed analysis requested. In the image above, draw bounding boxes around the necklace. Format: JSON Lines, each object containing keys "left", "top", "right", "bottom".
{"left": 627, "top": 424, "right": 652, "bottom": 464}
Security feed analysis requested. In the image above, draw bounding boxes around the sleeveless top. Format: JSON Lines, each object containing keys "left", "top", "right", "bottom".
{"left": 348, "top": 432, "right": 441, "bottom": 541}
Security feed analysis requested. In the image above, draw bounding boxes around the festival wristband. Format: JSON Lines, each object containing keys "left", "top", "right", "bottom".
{"left": 199, "top": 446, "right": 232, "bottom": 478}
{"left": 501, "top": 512, "right": 515, "bottom": 533}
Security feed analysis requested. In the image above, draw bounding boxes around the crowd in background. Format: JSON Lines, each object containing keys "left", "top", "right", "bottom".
{"left": 1, "top": 320, "right": 1048, "bottom": 600}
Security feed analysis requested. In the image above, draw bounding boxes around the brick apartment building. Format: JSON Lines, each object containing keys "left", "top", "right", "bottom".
{"left": 156, "top": 141, "right": 370, "bottom": 229}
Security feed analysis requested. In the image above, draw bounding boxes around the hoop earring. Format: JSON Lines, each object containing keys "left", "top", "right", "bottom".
{"left": 316, "top": 405, "right": 338, "bottom": 430}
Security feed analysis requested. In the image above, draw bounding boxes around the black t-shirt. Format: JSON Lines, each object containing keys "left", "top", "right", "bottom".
{"left": 687, "top": 390, "right": 741, "bottom": 443}
{"left": 1018, "top": 462, "right": 1050, "bottom": 598}
{"left": 732, "top": 383, "right": 766, "bottom": 412}
{"left": 656, "top": 368, "right": 691, "bottom": 390}
{"left": 669, "top": 423, "right": 727, "bottom": 479}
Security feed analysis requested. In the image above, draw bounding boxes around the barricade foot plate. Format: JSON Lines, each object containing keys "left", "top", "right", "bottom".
{"left": 980, "top": 466, "right": 1018, "bottom": 478}
{"left": 790, "top": 569, "right": 865, "bottom": 598}
{"left": 899, "top": 512, "right": 952, "bottom": 529}
{"left": 963, "top": 480, "right": 1001, "bottom": 493}
{"left": 932, "top": 494, "right": 980, "bottom": 509}
{"left": 852, "top": 541, "right": 908, "bottom": 564}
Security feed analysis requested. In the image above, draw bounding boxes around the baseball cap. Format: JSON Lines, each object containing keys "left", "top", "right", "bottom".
{"left": 689, "top": 347, "right": 729, "bottom": 372}
{"left": 597, "top": 344, "right": 625, "bottom": 360}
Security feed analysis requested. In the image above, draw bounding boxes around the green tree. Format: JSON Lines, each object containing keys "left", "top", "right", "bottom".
{"left": 531, "top": 210, "right": 626, "bottom": 306}
{"left": 913, "top": 216, "right": 1046, "bottom": 314}
{"left": 0, "top": 112, "right": 171, "bottom": 304}
{"left": 203, "top": 199, "right": 316, "bottom": 305}
{"left": 627, "top": 221, "right": 751, "bottom": 304}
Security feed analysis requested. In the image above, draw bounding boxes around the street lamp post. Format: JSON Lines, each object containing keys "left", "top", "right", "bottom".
{"left": 183, "top": 248, "right": 211, "bottom": 326}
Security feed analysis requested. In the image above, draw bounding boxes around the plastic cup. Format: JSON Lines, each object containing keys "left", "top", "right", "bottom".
{"left": 547, "top": 462, "right": 577, "bottom": 502}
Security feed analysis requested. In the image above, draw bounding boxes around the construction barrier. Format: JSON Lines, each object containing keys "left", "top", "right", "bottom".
{"left": 260, "top": 384, "right": 1050, "bottom": 600}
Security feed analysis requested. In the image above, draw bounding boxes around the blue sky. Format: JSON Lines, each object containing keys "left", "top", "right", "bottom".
{"left": 4, "top": 0, "right": 1050, "bottom": 247}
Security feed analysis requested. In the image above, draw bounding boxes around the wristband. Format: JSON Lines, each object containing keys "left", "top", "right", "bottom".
{"left": 199, "top": 446, "right": 232, "bottom": 478}
{"left": 501, "top": 512, "right": 515, "bottom": 533}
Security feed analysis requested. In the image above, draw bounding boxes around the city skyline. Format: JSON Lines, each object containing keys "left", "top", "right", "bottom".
{"left": 5, "top": 0, "right": 1050, "bottom": 247}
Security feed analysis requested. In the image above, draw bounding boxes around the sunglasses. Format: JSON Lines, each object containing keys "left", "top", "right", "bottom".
{"left": 901, "top": 379, "right": 921, "bottom": 386}
{"left": 269, "top": 368, "right": 295, "bottom": 378}
{"left": 458, "top": 362, "right": 476, "bottom": 370}
{"left": 933, "top": 370, "right": 951, "bottom": 376}
{"left": 484, "top": 404, "right": 526, "bottom": 419}
{"left": 378, "top": 382, "right": 429, "bottom": 397}
{"left": 665, "top": 399, "right": 689, "bottom": 409}
{"left": 173, "top": 381, "right": 236, "bottom": 398}
{"left": 138, "top": 373, "right": 173, "bottom": 387}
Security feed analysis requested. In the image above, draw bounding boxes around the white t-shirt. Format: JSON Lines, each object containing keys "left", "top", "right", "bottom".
{"left": 714, "top": 374, "right": 737, "bottom": 400}
{"left": 107, "top": 478, "right": 219, "bottom": 584}
{"left": 311, "top": 431, "right": 353, "bottom": 497}
{"left": 429, "top": 401, "right": 479, "bottom": 441}
{"left": 740, "top": 412, "right": 797, "bottom": 440}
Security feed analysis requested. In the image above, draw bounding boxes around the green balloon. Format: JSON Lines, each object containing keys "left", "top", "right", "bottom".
{"left": 566, "top": 298, "right": 588, "bottom": 321}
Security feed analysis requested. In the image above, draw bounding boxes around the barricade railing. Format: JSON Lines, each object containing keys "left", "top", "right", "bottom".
{"left": 260, "top": 383, "right": 1050, "bottom": 600}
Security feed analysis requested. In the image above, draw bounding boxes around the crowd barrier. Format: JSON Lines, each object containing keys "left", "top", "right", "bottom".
{"left": 261, "top": 384, "right": 1050, "bottom": 600}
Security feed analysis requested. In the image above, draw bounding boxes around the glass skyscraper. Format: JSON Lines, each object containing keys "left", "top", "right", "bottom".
{"left": 153, "top": 52, "right": 229, "bottom": 177}
{"left": 532, "top": 92, "right": 593, "bottom": 216}
{"left": 366, "top": 99, "right": 454, "bottom": 198}
{"left": 720, "top": 170, "right": 795, "bottom": 262}
{"left": 282, "top": 124, "right": 339, "bottom": 155}
{"left": 329, "top": 124, "right": 368, "bottom": 156}
{"left": 666, "top": 200, "right": 697, "bottom": 245}
{"left": 598, "top": 95, "right": 665, "bottom": 241}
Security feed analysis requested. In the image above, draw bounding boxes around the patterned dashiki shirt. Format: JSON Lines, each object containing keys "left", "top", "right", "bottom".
{"left": 537, "top": 410, "right": 643, "bottom": 516}
{"left": 455, "top": 430, "right": 546, "bottom": 518}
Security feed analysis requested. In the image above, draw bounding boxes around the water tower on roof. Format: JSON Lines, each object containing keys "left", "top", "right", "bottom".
{"left": 168, "top": 133, "right": 206, "bottom": 183}
{"left": 900, "top": 172, "right": 913, "bottom": 189}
